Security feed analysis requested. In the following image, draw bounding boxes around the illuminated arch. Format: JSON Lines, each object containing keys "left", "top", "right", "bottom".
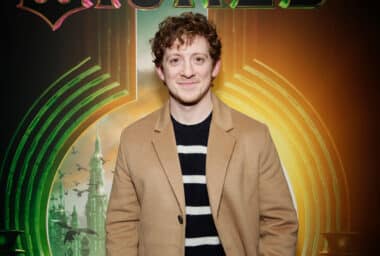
{"left": 1, "top": 6, "right": 136, "bottom": 254}
{"left": 214, "top": 59, "right": 350, "bottom": 255}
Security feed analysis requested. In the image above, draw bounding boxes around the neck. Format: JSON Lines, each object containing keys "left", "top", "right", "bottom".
{"left": 170, "top": 91, "right": 213, "bottom": 125}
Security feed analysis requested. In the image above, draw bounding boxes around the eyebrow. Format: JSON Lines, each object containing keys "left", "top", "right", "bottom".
{"left": 166, "top": 53, "right": 181, "bottom": 57}
{"left": 166, "top": 52, "right": 209, "bottom": 57}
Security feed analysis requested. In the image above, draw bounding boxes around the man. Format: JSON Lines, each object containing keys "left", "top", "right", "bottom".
{"left": 106, "top": 12, "right": 298, "bottom": 256}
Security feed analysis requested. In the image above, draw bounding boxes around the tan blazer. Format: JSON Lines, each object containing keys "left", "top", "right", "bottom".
{"left": 106, "top": 93, "right": 298, "bottom": 256}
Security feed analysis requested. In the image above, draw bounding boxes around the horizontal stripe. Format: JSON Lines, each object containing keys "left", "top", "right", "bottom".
{"left": 177, "top": 145, "right": 207, "bottom": 154}
{"left": 185, "top": 236, "right": 221, "bottom": 247}
{"left": 186, "top": 215, "right": 219, "bottom": 238}
{"left": 184, "top": 184, "right": 210, "bottom": 206}
{"left": 183, "top": 175, "right": 206, "bottom": 184}
{"left": 186, "top": 206, "right": 211, "bottom": 215}
{"left": 185, "top": 244, "right": 225, "bottom": 255}
{"left": 174, "top": 134, "right": 209, "bottom": 146}
{"left": 179, "top": 154, "right": 206, "bottom": 173}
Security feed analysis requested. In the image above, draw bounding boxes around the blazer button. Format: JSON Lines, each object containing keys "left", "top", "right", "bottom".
{"left": 177, "top": 215, "right": 183, "bottom": 224}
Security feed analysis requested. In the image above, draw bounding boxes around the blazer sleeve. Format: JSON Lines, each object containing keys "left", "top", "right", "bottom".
{"left": 258, "top": 127, "right": 299, "bottom": 255}
{"left": 106, "top": 129, "right": 140, "bottom": 256}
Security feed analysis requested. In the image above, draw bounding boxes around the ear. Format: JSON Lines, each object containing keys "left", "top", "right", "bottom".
{"left": 155, "top": 66, "right": 165, "bottom": 81}
{"left": 211, "top": 59, "right": 221, "bottom": 78}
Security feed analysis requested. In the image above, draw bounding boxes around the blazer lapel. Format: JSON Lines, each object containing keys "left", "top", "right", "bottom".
{"left": 150, "top": 94, "right": 236, "bottom": 218}
{"left": 207, "top": 94, "right": 236, "bottom": 218}
{"left": 152, "top": 102, "right": 186, "bottom": 215}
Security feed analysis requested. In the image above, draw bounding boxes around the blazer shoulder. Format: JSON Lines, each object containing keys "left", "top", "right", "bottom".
{"left": 229, "top": 107, "right": 268, "bottom": 134}
{"left": 227, "top": 108, "right": 275, "bottom": 154}
{"left": 120, "top": 107, "right": 162, "bottom": 143}
{"left": 223, "top": 105, "right": 274, "bottom": 149}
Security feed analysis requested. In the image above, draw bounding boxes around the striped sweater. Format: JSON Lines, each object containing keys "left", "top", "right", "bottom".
{"left": 171, "top": 113, "right": 225, "bottom": 256}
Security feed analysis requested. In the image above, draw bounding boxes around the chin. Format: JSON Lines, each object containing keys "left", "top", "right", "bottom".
{"left": 171, "top": 93, "right": 203, "bottom": 106}
{"left": 177, "top": 96, "right": 202, "bottom": 106}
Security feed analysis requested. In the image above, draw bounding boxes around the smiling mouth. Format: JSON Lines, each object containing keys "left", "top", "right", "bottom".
{"left": 177, "top": 81, "right": 199, "bottom": 86}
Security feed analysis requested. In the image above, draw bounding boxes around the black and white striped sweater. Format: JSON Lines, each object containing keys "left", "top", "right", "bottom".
{"left": 171, "top": 113, "right": 225, "bottom": 256}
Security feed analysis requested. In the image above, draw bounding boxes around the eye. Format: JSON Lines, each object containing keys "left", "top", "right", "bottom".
{"left": 168, "top": 57, "right": 181, "bottom": 66}
{"left": 194, "top": 56, "right": 206, "bottom": 65}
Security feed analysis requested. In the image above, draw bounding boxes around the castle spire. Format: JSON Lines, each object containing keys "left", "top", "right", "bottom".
{"left": 71, "top": 206, "right": 79, "bottom": 229}
{"left": 94, "top": 126, "right": 102, "bottom": 157}
{"left": 85, "top": 129, "right": 107, "bottom": 256}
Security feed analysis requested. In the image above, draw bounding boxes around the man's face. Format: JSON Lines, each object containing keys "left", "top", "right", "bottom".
{"left": 156, "top": 36, "right": 221, "bottom": 106}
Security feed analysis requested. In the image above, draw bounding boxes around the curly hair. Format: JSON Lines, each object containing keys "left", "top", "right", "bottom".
{"left": 150, "top": 12, "right": 222, "bottom": 67}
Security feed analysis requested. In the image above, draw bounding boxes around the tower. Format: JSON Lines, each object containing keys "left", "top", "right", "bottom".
{"left": 48, "top": 171, "right": 68, "bottom": 256}
{"left": 67, "top": 206, "right": 82, "bottom": 256}
{"left": 85, "top": 133, "right": 107, "bottom": 256}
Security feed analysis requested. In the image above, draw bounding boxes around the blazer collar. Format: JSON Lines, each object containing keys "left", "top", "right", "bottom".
{"left": 154, "top": 93, "right": 234, "bottom": 133}
{"left": 152, "top": 92, "right": 236, "bottom": 217}
{"left": 207, "top": 93, "right": 236, "bottom": 217}
{"left": 154, "top": 99, "right": 171, "bottom": 132}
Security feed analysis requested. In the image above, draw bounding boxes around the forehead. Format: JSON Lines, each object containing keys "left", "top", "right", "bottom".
{"left": 164, "top": 36, "right": 210, "bottom": 56}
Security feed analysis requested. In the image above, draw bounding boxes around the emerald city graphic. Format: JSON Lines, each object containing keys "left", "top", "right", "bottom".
{"left": 48, "top": 133, "right": 108, "bottom": 256}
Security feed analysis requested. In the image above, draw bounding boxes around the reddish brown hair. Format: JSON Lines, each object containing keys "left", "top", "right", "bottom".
{"left": 150, "top": 12, "right": 222, "bottom": 67}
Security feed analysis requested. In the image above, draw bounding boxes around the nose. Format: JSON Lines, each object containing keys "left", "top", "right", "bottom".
{"left": 181, "top": 60, "right": 194, "bottom": 78}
